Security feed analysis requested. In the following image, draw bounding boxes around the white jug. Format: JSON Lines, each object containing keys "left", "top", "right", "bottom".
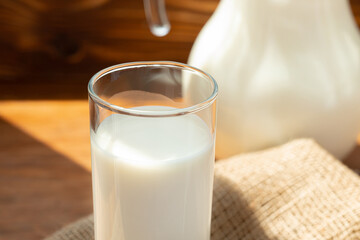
{"left": 145, "top": 0, "right": 360, "bottom": 160}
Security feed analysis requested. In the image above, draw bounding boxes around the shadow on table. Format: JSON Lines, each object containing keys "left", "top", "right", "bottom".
{"left": 344, "top": 144, "right": 360, "bottom": 170}
{"left": 212, "top": 174, "right": 270, "bottom": 240}
{"left": 0, "top": 117, "right": 92, "bottom": 240}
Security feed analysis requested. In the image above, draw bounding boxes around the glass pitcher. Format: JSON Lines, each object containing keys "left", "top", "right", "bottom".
{"left": 143, "top": 0, "right": 170, "bottom": 37}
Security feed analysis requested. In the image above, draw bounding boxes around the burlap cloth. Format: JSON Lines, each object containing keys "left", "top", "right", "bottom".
{"left": 45, "top": 139, "right": 360, "bottom": 240}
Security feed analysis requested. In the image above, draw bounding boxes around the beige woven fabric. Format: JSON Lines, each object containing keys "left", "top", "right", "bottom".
{"left": 45, "top": 139, "right": 360, "bottom": 240}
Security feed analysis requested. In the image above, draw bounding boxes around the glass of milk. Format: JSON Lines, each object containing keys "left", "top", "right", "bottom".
{"left": 88, "top": 61, "right": 218, "bottom": 240}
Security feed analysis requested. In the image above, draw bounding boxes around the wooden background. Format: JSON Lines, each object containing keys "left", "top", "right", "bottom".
{"left": 1, "top": 0, "right": 360, "bottom": 239}
{"left": 0, "top": 0, "right": 357, "bottom": 100}
{"left": 0, "top": 0, "right": 219, "bottom": 100}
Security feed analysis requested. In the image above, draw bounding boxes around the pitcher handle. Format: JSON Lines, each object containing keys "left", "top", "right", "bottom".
{"left": 143, "top": 0, "right": 170, "bottom": 37}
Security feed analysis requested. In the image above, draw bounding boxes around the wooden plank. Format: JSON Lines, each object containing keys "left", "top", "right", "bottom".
{"left": 0, "top": 100, "right": 91, "bottom": 171}
{"left": 0, "top": 115, "right": 92, "bottom": 240}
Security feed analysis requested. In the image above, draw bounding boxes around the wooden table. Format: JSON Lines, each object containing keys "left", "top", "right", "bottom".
{"left": 0, "top": 100, "right": 92, "bottom": 240}
{"left": 0, "top": 99, "right": 359, "bottom": 240}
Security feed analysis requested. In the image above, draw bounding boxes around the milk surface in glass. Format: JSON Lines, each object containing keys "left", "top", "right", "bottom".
{"left": 91, "top": 106, "right": 214, "bottom": 240}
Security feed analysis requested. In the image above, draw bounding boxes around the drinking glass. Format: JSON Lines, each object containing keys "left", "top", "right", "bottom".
{"left": 88, "top": 61, "right": 218, "bottom": 240}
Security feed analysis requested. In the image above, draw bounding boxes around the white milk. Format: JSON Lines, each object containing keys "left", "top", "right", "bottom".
{"left": 90, "top": 107, "right": 214, "bottom": 240}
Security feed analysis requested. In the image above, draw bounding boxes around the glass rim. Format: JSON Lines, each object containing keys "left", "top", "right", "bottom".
{"left": 88, "top": 61, "right": 218, "bottom": 117}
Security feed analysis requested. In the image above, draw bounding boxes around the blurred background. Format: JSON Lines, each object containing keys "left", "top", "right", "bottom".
{"left": 0, "top": 0, "right": 219, "bottom": 100}
{"left": 1, "top": 0, "right": 360, "bottom": 239}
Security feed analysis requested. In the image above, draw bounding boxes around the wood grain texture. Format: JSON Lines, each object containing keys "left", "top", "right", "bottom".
{"left": 0, "top": 115, "right": 92, "bottom": 240}
{"left": 1, "top": 0, "right": 359, "bottom": 99}
{"left": 0, "top": 0, "right": 218, "bottom": 100}
{"left": 0, "top": 101, "right": 91, "bottom": 170}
